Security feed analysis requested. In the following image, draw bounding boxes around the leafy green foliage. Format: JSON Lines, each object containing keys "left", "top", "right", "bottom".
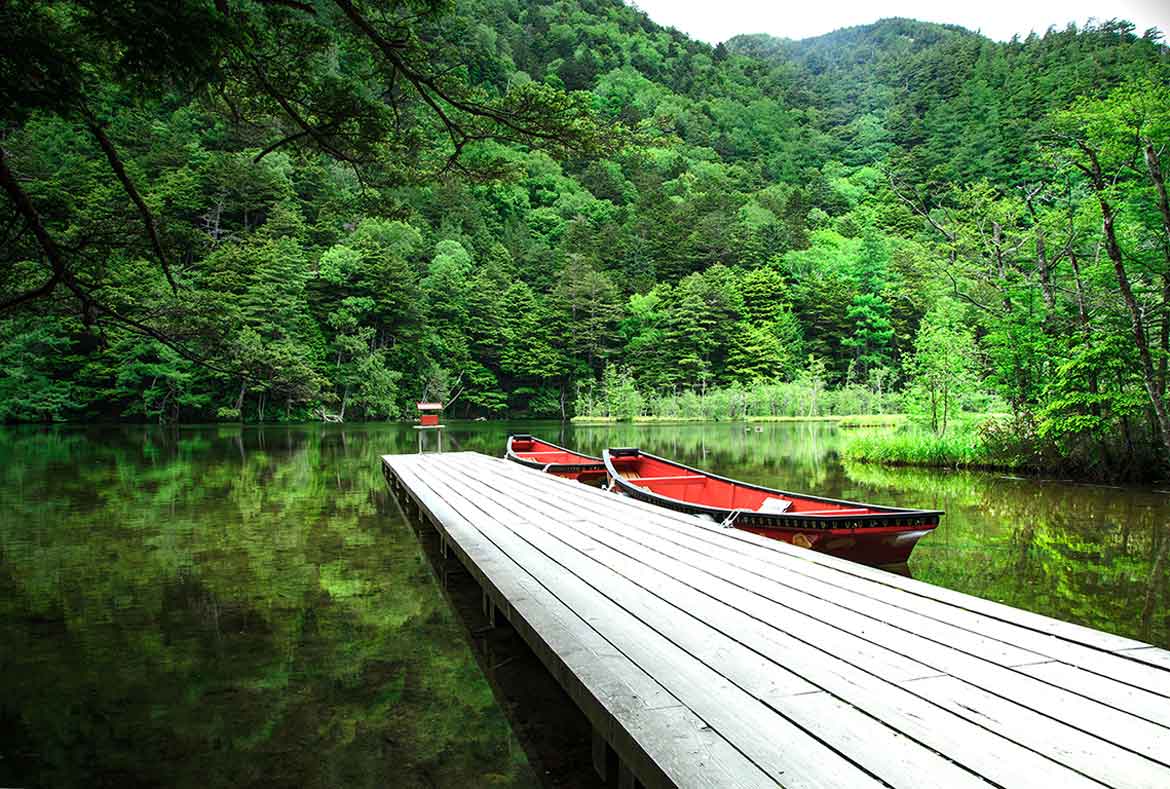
{"left": 2, "top": 3, "right": 1169, "bottom": 479}
{"left": 0, "top": 319, "right": 80, "bottom": 421}
{"left": 907, "top": 300, "right": 979, "bottom": 435}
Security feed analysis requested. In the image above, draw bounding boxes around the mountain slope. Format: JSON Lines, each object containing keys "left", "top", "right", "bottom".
{"left": 3, "top": 0, "right": 1170, "bottom": 467}
{"left": 727, "top": 17, "right": 1167, "bottom": 182}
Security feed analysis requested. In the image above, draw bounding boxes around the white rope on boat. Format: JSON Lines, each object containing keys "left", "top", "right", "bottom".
{"left": 721, "top": 509, "right": 747, "bottom": 529}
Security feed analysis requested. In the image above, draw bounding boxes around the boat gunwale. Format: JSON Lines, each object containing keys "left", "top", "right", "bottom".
{"left": 602, "top": 447, "right": 943, "bottom": 529}
{"left": 505, "top": 434, "right": 606, "bottom": 474}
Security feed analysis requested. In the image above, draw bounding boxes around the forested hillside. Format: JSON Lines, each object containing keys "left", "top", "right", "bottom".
{"left": 2, "top": 1, "right": 1170, "bottom": 476}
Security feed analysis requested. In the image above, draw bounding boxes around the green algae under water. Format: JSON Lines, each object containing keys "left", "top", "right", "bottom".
{"left": 1, "top": 421, "right": 1167, "bottom": 787}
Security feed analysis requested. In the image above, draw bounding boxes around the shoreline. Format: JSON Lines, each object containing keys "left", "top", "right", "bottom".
{"left": 570, "top": 414, "right": 907, "bottom": 426}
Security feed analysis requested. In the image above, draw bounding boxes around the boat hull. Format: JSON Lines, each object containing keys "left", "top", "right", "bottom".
{"left": 604, "top": 448, "right": 941, "bottom": 567}
{"left": 737, "top": 524, "right": 933, "bottom": 566}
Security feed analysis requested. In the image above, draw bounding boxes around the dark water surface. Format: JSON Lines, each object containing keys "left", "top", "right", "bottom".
{"left": 2, "top": 421, "right": 1167, "bottom": 787}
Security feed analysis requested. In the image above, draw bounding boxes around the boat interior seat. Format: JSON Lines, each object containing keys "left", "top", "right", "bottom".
{"left": 756, "top": 497, "right": 793, "bottom": 514}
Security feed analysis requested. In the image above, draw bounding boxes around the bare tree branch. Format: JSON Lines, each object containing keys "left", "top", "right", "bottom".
{"left": 249, "top": 60, "right": 364, "bottom": 165}
{"left": 253, "top": 127, "right": 315, "bottom": 162}
{"left": 0, "top": 147, "right": 72, "bottom": 287}
{"left": 257, "top": 0, "right": 317, "bottom": 13}
{"left": 1, "top": 144, "right": 253, "bottom": 378}
{"left": 331, "top": 0, "right": 586, "bottom": 144}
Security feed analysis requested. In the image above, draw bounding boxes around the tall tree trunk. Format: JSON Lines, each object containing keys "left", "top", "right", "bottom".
{"left": 1068, "top": 248, "right": 1105, "bottom": 430}
{"left": 1143, "top": 142, "right": 1170, "bottom": 399}
{"left": 1024, "top": 190, "right": 1056, "bottom": 319}
{"left": 1077, "top": 142, "right": 1170, "bottom": 457}
{"left": 1159, "top": 275, "right": 1170, "bottom": 401}
{"left": 1145, "top": 141, "right": 1170, "bottom": 241}
{"left": 234, "top": 380, "right": 247, "bottom": 417}
{"left": 1097, "top": 195, "right": 1170, "bottom": 455}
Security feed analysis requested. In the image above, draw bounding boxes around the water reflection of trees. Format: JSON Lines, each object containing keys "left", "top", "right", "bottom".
{"left": 0, "top": 425, "right": 536, "bottom": 787}
{"left": 844, "top": 462, "right": 1170, "bottom": 648}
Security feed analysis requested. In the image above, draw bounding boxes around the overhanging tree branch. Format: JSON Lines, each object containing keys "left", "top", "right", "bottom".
{"left": 1, "top": 145, "right": 253, "bottom": 379}
{"left": 0, "top": 273, "right": 60, "bottom": 313}
{"left": 249, "top": 60, "right": 364, "bottom": 166}
{"left": 0, "top": 146, "right": 72, "bottom": 289}
{"left": 331, "top": 0, "right": 597, "bottom": 146}
{"left": 252, "top": 126, "right": 314, "bottom": 162}
{"left": 80, "top": 105, "right": 179, "bottom": 294}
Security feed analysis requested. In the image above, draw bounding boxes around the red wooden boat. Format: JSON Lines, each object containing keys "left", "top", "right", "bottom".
{"left": 603, "top": 448, "right": 942, "bottom": 566}
{"left": 505, "top": 434, "right": 606, "bottom": 482}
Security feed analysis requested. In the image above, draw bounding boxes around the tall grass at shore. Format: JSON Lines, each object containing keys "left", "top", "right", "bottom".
{"left": 842, "top": 428, "right": 992, "bottom": 468}
{"left": 571, "top": 414, "right": 906, "bottom": 425}
{"left": 573, "top": 367, "right": 900, "bottom": 423}
{"left": 839, "top": 412, "right": 1032, "bottom": 470}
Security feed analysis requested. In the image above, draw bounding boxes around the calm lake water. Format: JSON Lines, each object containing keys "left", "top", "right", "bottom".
{"left": 2, "top": 421, "right": 1168, "bottom": 787}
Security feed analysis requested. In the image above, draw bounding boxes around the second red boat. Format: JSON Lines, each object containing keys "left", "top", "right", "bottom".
{"left": 603, "top": 448, "right": 942, "bottom": 567}
{"left": 505, "top": 434, "right": 607, "bottom": 482}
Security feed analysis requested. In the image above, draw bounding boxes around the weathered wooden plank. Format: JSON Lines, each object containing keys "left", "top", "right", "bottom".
{"left": 903, "top": 674, "right": 1168, "bottom": 781}
{"left": 469, "top": 453, "right": 1170, "bottom": 690}
{"left": 447, "top": 454, "right": 1170, "bottom": 764}
{"left": 432, "top": 454, "right": 1170, "bottom": 788}
{"left": 1017, "top": 661, "right": 1170, "bottom": 729}
{"left": 1120, "top": 647, "right": 1170, "bottom": 671}
{"left": 385, "top": 451, "right": 1170, "bottom": 788}
{"left": 383, "top": 455, "right": 777, "bottom": 789}
{"left": 418, "top": 458, "right": 995, "bottom": 789}
{"left": 403, "top": 458, "right": 891, "bottom": 788}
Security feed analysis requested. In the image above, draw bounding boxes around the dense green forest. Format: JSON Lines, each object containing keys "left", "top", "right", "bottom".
{"left": 2, "top": 1, "right": 1170, "bottom": 478}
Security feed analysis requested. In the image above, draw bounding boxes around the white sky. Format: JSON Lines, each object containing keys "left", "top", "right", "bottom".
{"left": 629, "top": 0, "right": 1170, "bottom": 44}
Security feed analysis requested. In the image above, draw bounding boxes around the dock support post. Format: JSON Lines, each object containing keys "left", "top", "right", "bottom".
{"left": 482, "top": 590, "right": 497, "bottom": 627}
{"left": 591, "top": 729, "right": 607, "bottom": 782}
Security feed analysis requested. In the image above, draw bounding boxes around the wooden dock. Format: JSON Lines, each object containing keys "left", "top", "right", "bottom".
{"left": 381, "top": 451, "right": 1170, "bottom": 789}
